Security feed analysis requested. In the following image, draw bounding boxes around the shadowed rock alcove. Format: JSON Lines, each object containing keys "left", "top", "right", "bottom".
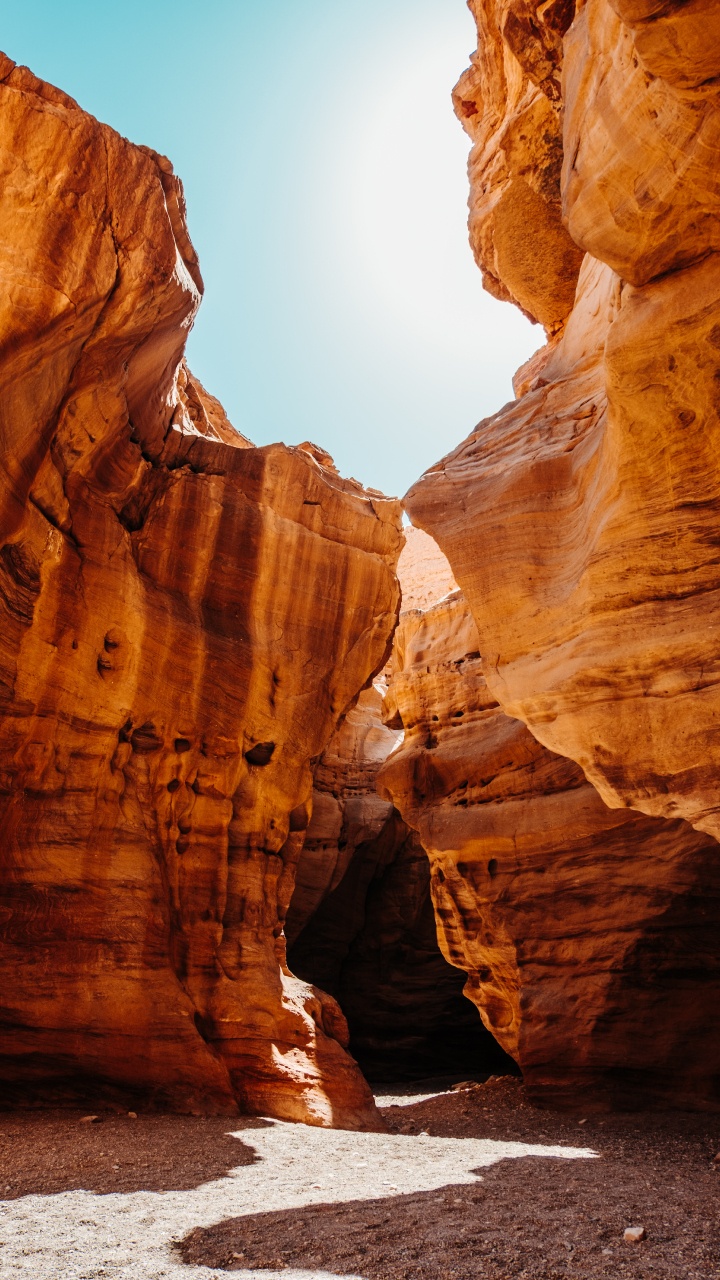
{"left": 288, "top": 812, "right": 513, "bottom": 1083}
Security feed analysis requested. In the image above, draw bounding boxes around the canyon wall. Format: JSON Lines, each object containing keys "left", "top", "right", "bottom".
{"left": 406, "top": 0, "right": 720, "bottom": 840}
{"left": 379, "top": 590, "right": 720, "bottom": 1107}
{"left": 391, "top": 0, "right": 720, "bottom": 1108}
{"left": 0, "top": 54, "right": 403, "bottom": 1127}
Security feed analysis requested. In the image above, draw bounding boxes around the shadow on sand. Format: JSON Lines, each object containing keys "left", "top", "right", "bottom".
{"left": 0, "top": 1111, "right": 268, "bottom": 1198}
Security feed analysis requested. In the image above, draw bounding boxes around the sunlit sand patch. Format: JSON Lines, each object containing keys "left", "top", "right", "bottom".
{"left": 0, "top": 1114, "right": 597, "bottom": 1280}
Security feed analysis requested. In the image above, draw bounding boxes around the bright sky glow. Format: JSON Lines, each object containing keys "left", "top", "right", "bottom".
{"left": 3, "top": 0, "right": 539, "bottom": 498}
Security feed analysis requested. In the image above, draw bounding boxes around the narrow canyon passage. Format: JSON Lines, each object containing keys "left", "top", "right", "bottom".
{"left": 285, "top": 528, "right": 515, "bottom": 1088}
{"left": 288, "top": 813, "right": 514, "bottom": 1085}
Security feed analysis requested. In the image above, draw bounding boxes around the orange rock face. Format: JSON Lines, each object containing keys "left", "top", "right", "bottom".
{"left": 453, "top": 0, "right": 584, "bottom": 330}
{"left": 379, "top": 590, "right": 720, "bottom": 1108}
{"left": 0, "top": 55, "right": 402, "bottom": 1127}
{"left": 396, "top": 526, "right": 458, "bottom": 612}
{"left": 391, "top": 0, "right": 720, "bottom": 1109}
{"left": 407, "top": 0, "right": 720, "bottom": 842}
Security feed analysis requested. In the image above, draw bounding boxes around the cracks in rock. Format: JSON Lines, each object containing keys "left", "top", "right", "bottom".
{"left": 27, "top": 493, "right": 78, "bottom": 547}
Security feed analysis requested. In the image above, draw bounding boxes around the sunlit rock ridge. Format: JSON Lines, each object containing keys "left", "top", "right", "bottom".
{"left": 0, "top": 52, "right": 403, "bottom": 1127}
{"left": 408, "top": 0, "right": 720, "bottom": 839}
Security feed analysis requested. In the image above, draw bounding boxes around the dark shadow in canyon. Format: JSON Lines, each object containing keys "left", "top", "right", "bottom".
{"left": 288, "top": 815, "right": 515, "bottom": 1085}
{"left": 0, "top": 1112, "right": 266, "bottom": 1199}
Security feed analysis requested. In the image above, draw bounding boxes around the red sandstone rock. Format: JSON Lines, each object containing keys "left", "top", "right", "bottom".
{"left": 292, "top": 818, "right": 507, "bottom": 1084}
{"left": 288, "top": 685, "right": 505, "bottom": 1084}
{"left": 0, "top": 55, "right": 403, "bottom": 1127}
{"left": 396, "top": 526, "right": 458, "bottom": 612}
{"left": 563, "top": 0, "right": 720, "bottom": 285}
{"left": 406, "top": 0, "right": 720, "bottom": 843}
{"left": 379, "top": 589, "right": 720, "bottom": 1108}
{"left": 393, "top": 0, "right": 720, "bottom": 1108}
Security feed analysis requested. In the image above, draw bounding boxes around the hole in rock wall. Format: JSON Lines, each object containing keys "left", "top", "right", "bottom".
{"left": 286, "top": 526, "right": 516, "bottom": 1086}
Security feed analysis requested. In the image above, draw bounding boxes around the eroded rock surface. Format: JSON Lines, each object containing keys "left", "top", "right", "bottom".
{"left": 452, "top": 0, "right": 584, "bottom": 330}
{"left": 379, "top": 590, "right": 720, "bottom": 1107}
{"left": 0, "top": 54, "right": 403, "bottom": 1127}
{"left": 395, "top": 525, "right": 459, "bottom": 612}
{"left": 408, "top": 0, "right": 720, "bottom": 841}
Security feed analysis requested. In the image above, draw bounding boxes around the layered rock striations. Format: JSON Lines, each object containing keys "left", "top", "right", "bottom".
{"left": 379, "top": 589, "right": 720, "bottom": 1108}
{"left": 408, "top": 1, "right": 720, "bottom": 841}
{"left": 0, "top": 55, "right": 403, "bottom": 1126}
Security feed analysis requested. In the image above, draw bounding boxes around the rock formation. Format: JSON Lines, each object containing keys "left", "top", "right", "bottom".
{"left": 379, "top": 588, "right": 720, "bottom": 1108}
{"left": 285, "top": 685, "right": 400, "bottom": 953}
{"left": 452, "top": 0, "right": 584, "bottom": 331}
{"left": 407, "top": 0, "right": 720, "bottom": 842}
{"left": 386, "top": 0, "right": 720, "bottom": 1109}
{"left": 0, "top": 54, "right": 403, "bottom": 1127}
{"left": 288, "top": 532, "right": 509, "bottom": 1082}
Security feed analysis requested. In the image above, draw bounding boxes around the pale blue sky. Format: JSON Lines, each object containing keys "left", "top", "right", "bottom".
{"left": 3, "top": 1, "right": 539, "bottom": 498}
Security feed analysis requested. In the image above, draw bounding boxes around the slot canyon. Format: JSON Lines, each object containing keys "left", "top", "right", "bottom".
{"left": 1, "top": 0, "right": 720, "bottom": 1273}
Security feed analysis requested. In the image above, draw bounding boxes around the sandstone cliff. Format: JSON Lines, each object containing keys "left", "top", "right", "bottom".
{"left": 0, "top": 54, "right": 403, "bottom": 1126}
{"left": 408, "top": 1, "right": 720, "bottom": 842}
{"left": 379, "top": 589, "right": 720, "bottom": 1108}
{"left": 392, "top": 0, "right": 720, "bottom": 1110}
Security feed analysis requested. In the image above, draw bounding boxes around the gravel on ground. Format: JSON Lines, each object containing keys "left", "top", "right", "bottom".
{"left": 0, "top": 1076, "right": 718, "bottom": 1279}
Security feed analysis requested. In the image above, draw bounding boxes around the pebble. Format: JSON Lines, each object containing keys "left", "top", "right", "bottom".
{"left": 624, "top": 1225, "right": 646, "bottom": 1243}
{"left": 80, "top": 1115, "right": 101, "bottom": 1124}
{"left": 127, "top": 1111, "right": 138, "bottom": 1119}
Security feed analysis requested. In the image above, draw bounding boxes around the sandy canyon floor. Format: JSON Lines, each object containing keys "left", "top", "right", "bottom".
{"left": 0, "top": 1078, "right": 717, "bottom": 1280}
